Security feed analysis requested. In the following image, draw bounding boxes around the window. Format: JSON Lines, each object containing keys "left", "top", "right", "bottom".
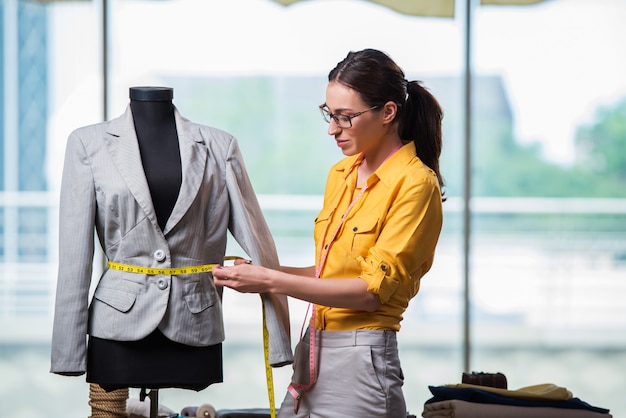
{"left": 1, "top": 1, "right": 624, "bottom": 417}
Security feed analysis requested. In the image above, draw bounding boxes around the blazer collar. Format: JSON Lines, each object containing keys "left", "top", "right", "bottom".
{"left": 166, "top": 107, "right": 207, "bottom": 234}
{"left": 104, "top": 105, "right": 208, "bottom": 235}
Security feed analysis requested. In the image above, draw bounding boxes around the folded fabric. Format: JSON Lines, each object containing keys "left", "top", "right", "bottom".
{"left": 422, "top": 399, "right": 613, "bottom": 418}
{"left": 426, "top": 385, "right": 610, "bottom": 414}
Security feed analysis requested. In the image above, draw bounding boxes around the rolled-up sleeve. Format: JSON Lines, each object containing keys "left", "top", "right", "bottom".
{"left": 358, "top": 255, "right": 399, "bottom": 304}
{"left": 358, "top": 175, "right": 443, "bottom": 304}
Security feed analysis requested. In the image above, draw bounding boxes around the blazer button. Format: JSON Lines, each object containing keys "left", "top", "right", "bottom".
{"left": 157, "top": 278, "right": 168, "bottom": 290}
{"left": 153, "top": 249, "right": 166, "bottom": 262}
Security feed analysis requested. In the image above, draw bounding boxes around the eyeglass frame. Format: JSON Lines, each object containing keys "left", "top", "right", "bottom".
{"left": 319, "top": 104, "right": 380, "bottom": 128}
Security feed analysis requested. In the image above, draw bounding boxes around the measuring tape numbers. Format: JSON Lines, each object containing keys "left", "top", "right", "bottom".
{"left": 106, "top": 255, "right": 243, "bottom": 276}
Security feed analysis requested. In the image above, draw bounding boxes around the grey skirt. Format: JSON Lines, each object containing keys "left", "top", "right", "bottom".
{"left": 277, "top": 328, "right": 406, "bottom": 418}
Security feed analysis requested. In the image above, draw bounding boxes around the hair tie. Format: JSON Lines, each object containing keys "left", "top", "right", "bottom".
{"left": 404, "top": 79, "right": 410, "bottom": 101}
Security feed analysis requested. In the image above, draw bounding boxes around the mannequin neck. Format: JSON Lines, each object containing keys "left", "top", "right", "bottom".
{"left": 129, "top": 86, "right": 175, "bottom": 124}
{"left": 130, "top": 99, "right": 174, "bottom": 124}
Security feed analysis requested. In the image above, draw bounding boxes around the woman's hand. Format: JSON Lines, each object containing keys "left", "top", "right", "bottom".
{"left": 213, "top": 263, "right": 380, "bottom": 312}
{"left": 212, "top": 262, "right": 273, "bottom": 294}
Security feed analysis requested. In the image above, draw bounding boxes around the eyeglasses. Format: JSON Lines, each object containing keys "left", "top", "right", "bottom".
{"left": 319, "top": 104, "right": 380, "bottom": 128}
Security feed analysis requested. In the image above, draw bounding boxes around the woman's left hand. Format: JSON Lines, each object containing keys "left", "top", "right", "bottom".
{"left": 212, "top": 262, "right": 272, "bottom": 294}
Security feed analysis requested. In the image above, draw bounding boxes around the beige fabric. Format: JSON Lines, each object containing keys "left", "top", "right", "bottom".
{"left": 422, "top": 399, "right": 613, "bottom": 418}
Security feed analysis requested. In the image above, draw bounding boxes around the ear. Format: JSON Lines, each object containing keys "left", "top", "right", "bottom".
{"left": 381, "top": 101, "right": 397, "bottom": 125}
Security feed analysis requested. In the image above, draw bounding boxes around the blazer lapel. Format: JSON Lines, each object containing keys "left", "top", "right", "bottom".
{"left": 163, "top": 108, "right": 207, "bottom": 235}
{"left": 104, "top": 106, "right": 160, "bottom": 231}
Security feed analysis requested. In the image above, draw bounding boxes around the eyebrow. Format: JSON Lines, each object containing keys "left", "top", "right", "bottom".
{"left": 321, "top": 103, "right": 354, "bottom": 113}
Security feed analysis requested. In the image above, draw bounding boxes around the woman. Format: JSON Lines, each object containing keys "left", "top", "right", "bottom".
{"left": 212, "top": 48, "right": 444, "bottom": 418}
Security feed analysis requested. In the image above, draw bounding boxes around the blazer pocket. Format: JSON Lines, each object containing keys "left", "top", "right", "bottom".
{"left": 184, "top": 292, "right": 216, "bottom": 314}
{"left": 93, "top": 286, "right": 136, "bottom": 313}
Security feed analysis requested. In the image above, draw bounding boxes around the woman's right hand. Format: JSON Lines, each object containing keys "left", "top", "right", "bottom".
{"left": 212, "top": 263, "right": 273, "bottom": 294}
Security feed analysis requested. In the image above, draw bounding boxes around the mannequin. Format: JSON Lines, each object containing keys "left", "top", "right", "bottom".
{"left": 86, "top": 87, "right": 223, "bottom": 392}
{"left": 130, "top": 87, "right": 182, "bottom": 232}
{"left": 51, "top": 85, "right": 293, "bottom": 417}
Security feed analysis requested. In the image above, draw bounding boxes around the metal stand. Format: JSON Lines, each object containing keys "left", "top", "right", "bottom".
{"left": 140, "top": 387, "right": 160, "bottom": 418}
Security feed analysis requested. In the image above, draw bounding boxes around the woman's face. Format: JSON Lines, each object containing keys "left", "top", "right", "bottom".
{"left": 324, "top": 81, "right": 386, "bottom": 157}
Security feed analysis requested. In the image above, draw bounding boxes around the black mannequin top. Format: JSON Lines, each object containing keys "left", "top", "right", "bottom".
{"left": 86, "top": 87, "right": 223, "bottom": 391}
{"left": 130, "top": 87, "right": 182, "bottom": 231}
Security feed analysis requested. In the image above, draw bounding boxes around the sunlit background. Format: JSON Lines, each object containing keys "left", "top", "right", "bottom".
{"left": 1, "top": 0, "right": 626, "bottom": 417}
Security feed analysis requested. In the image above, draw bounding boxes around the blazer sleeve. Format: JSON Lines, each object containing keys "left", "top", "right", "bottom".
{"left": 224, "top": 137, "right": 293, "bottom": 367}
{"left": 50, "top": 130, "right": 96, "bottom": 375}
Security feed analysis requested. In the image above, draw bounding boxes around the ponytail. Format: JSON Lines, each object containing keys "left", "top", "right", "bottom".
{"left": 400, "top": 81, "right": 445, "bottom": 191}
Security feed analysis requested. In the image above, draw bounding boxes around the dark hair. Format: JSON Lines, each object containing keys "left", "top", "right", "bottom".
{"left": 328, "top": 49, "right": 445, "bottom": 191}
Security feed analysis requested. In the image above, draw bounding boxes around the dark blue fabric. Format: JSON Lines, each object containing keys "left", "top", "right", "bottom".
{"left": 425, "top": 386, "right": 610, "bottom": 414}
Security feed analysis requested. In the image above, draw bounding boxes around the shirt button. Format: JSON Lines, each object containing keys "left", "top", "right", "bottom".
{"left": 353, "top": 227, "right": 358, "bottom": 232}
{"left": 381, "top": 265, "right": 387, "bottom": 271}
{"left": 157, "top": 278, "right": 168, "bottom": 290}
{"left": 153, "top": 249, "right": 166, "bottom": 262}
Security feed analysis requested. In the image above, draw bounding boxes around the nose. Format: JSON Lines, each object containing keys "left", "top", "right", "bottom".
{"left": 327, "top": 119, "right": 341, "bottom": 135}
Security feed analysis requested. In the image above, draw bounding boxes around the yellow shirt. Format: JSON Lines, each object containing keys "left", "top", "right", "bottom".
{"left": 313, "top": 142, "right": 443, "bottom": 331}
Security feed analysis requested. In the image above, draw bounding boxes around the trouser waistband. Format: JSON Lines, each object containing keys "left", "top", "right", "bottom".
{"left": 304, "top": 328, "right": 396, "bottom": 348}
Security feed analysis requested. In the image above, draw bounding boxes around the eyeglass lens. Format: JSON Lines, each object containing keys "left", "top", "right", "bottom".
{"left": 320, "top": 107, "right": 352, "bottom": 128}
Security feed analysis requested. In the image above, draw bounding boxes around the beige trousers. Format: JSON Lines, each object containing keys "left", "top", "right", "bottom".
{"left": 277, "top": 329, "right": 406, "bottom": 418}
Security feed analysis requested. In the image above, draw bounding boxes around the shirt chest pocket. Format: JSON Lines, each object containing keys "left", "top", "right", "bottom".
{"left": 314, "top": 208, "right": 334, "bottom": 243}
{"left": 346, "top": 215, "right": 380, "bottom": 257}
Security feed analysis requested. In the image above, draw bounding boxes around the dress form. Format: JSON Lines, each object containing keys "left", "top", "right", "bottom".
{"left": 86, "top": 87, "right": 223, "bottom": 394}
{"left": 130, "top": 87, "right": 181, "bottom": 231}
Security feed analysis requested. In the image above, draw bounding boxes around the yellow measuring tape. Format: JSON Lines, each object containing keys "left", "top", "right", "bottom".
{"left": 261, "top": 297, "right": 276, "bottom": 418}
{"left": 106, "top": 256, "right": 243, "bottom": 275}
{"left": 107, "top": 256, "right": 276, "bottom": 416}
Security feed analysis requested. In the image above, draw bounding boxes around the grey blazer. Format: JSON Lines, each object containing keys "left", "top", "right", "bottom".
{"left": 51, "top": 105, "right": 293, "bottom": 375}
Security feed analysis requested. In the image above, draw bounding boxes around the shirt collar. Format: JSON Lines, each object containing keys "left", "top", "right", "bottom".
{"left": 334, "top": 141, "right": 417, "bottom": 187}
{"left": 373, "top": 141, "right": 417, "bottom": 187}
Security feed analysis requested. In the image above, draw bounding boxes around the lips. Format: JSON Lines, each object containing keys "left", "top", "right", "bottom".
{"left": 336, "top": 139, "right": 349, "bottom": 147}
